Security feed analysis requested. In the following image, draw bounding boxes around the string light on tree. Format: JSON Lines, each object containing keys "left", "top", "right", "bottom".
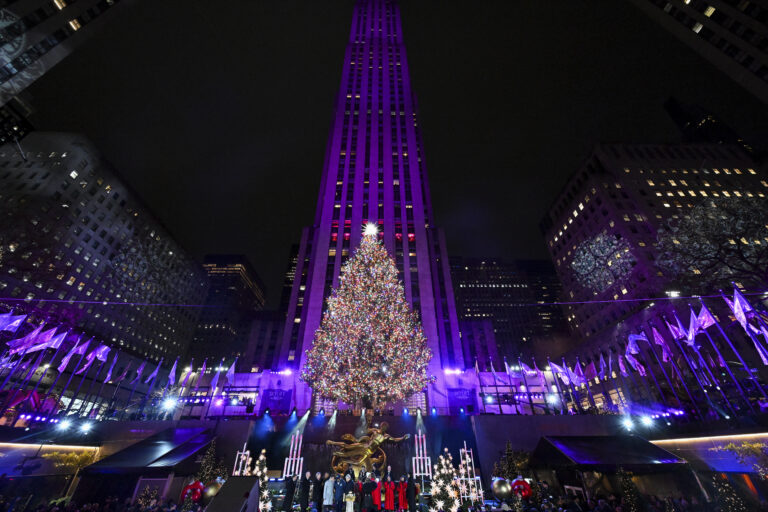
{"left": 254, "top": 449, "right": 274, "bottom": 512}
{"left": 431, "top": 448, "right": 460, "bottom": 512}
{"left": 301, "top": 224, "right": 434, "bottom": 409}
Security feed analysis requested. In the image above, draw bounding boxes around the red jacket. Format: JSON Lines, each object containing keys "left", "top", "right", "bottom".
{"left": 397, "top": 482, "right": 407, "bottom": 509}
{"left": 373, "top": 481, "right": 382, "bottom": 508}
{"left": 383, "top": 482, "right": 396, "bottom": 511}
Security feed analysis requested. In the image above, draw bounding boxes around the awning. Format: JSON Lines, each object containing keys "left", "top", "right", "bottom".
{"left": 84, "top": 427, "right": 214, "bottom": 475}
{"left": 529, "top": 435, "right": 688, "bottom": 473}
{"left": 651, "top": 432, "right": 768, "bottom": 473}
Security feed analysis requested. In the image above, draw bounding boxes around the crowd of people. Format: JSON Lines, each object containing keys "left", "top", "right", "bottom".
{"left": 281, "top": 466, "right": 418, "bottom": 512}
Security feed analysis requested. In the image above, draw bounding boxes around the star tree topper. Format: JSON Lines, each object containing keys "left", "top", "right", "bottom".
{"left": 301, "top": 223, "right": 434, "bottom": 408}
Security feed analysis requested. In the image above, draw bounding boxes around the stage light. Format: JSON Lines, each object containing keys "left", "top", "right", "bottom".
{"left": 546, "top": 394, "right": 558, "bottom": 404}
{"left": 80, "top": 423, "right": 92, "bottom": 434}
{"left": 57, "top": 419, "right": 72, "bottom": 431}
{"left": 459, "top": 407, "right": 465, "bottom": 414}
{"left": 291, "top": 408, "right": 297, "bottom": 416}
{"left": 641, "top": 416, "right": 653, "bottom": 427}
{"left": 215, "top": 399, "right": 224, "bottom": 406}
{"left": 265, "top": 408, "right": 270, "bottom": 415}
{"left": 230, "top": 398, "right": 239, "bottom": 406}
{"left": 622, "top": 418, "right": 634, "bottom": 431}
{"left": 403, "top": 408, "right": 408, "bottom": 415}
{"left": 162, "top": 397, "right": 178, "bottom": 411}
{"left": 319, "top": 409, "right": 325, "bottom": 416}
{"left": 431, "top": 407, "right": 437, "bottom": 416}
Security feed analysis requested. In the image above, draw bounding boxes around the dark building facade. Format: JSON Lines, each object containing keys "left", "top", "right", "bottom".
{"left": 0, "top": 0, "right": 132, "bottom": 106}
{"left": 540, "top": 142, "right": 767, "bottom": 341}
{"left": 450, "top": 258, "right": 570, "bottom": 359}
{"left": 190, "top": 255, "right": 265, "bottom": 366}
{"left": 242, "top": 310, "right": 285, "bottom": 374}
{"left": 628, "top": 0, "right": 768, "bottom": 103}
{"left": 0, "top": 132, "right": 207, "bottom": 361}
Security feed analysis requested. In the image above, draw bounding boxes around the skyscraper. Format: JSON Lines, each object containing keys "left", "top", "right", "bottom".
{"left": 627, "top": 0, "right": 768, "bottom": 103}
{"left": 277, "top": 0, "right": 463, "bottom": 412}
{"left": 0, "top": 132, "right": 207, "bottom": 361}
{"left": 0, "top": 0, "right": 131, "bottom": 106}
{"left": 190, "top": 255, "right": 266, "bottom": 366}
{"left": 540, "top": 142, "right": 766, "bottom": 341}
{"left": 450, "top": 258, "right": 570, "bottom": 359}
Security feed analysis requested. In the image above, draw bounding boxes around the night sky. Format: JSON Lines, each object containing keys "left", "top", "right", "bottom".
{"left": 25, "top": 0, "right": 768, "bottom": 306}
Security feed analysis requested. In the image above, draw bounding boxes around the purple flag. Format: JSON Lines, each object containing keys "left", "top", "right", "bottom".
{"left": 665, "top": 319, "right": 686, "bottom": 341}
{"left": 731, "top": 290, "right": 750, "bottom": 331}
{"left": 618, "top": 355, "right": 629, "bottom": 377}
{"left": 572, "top": 362, "right": 586, "bottom": 385}
{"left": 686, "top": 310, "right": 699, "bottom": 347}
{"left": 167, "top": 358, "right": 178, "bottom": 387}
{"left": 625, "top": 353, "right": 646, "bottom": 376}
{"left": 75, "top": 344, "right": 110, "bottom": 375}
{"left": 143, "top": 359, "right": 162, "bottom": 385}
{"left": 115, "top": 361, "right": 132, "bottom": 383}
{"left": 608, "top": 354, "right": 614, "bottom": 377}
{"left": 583, "top": 361, "right": 597, "bottom": 381}
{"left": 549, "top": 361, "right": 569, "bottom": 385}
{"left": 533, "top": 361, "right": 547, "bottom": 388}
{"left": 627, "top": 333, "right": 645, "bottom": 354}
{"left": 180, "top": 360, "right": 194, "bottom": 388}
{"left": 0, "top": 313, "right": 26, "bottom": 333}
{"left": 12, "top": 327, "right": 57, "bottom": 355}
{"left": 130, "top": 361, "right": 146, "bottom": 385}
{"left": 756, "top": 326, "right": 768, "bottom": 365}
{"left": 58, "top": 337, "right": 90, "bottom": 372}
{"left": 599, "top": 353, "right": 607, "bottom": 379}
{"left": 698, "top": 305, "right": 716, "bottom": 330}
{"left": 103, "top": 351, "right": 119, "bottom": 383}
{"left": 209, "top": 368, "right": 221, "bottom": 395}
{"left": 652, "top": 327, "right": 673, "bottom": 362}
{"left": 7, "top": 324, "right": 44, "bottom": 354}
{"left": 194, "top": 359, "right": 207, "bottom": 391}
{"left": 519, "top": 361, "right": 537, "bottom": 376}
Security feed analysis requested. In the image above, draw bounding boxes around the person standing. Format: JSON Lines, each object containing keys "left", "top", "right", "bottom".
{"left": 362, "top": 474, "right": 377, "bottom": 512}
{"left": 405, "top": 475, "right": 416, "bottom": 512}
{"left": 383, "top": 477, "right": 395, "bottom": 512}
{"left": 313, "top": 472, "right": 325, "bottom": 512}
{"left": 335, "top": 475, "right": 346, "bottom": 512}
{"left": 396, "top": 477, "right": 407, "bottom": 512}
{"left": 300, "top": 471, "right": 312, "bottom": 512}
{"left": 372, "top": 478, "right": 382, "bottom": 512}
{"left": 283, "top": 475, "right": 298, "bottom": 512}
{"left": 344, "top": 474, "right": 356, "bottom": 512}
{"left": 323, "top": 475, "right": 335, "bottom": 512}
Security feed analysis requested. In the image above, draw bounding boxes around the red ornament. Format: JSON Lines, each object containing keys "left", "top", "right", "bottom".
{"left": 510, "top": 478, "right": 532, "bottom": 499}
{"left": 180, "top": 480, "right": 205, "bottom": 503}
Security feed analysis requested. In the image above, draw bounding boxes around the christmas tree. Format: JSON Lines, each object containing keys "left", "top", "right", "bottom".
{"left": 492, "top": 442, "right": 529, "bottom": 481}
{"left": 430, "top": 448, "right": 460, "bottom": 512}
{"left": 617, "top": 467, "right": 640, "bottom": 512}
{"left": 301, "top": 224, "right": 434, "bottom": 409}
{"left": 254, "top": 449, "right": 274, "bottom": 512}
{"left": 197, "top": 439, "right": 228, "bottom": 483}
{"left": 137, "top": 485, "right": 159, "bottom": 508}
{"left": 713, "top": 475, "right": 748, "bottom": 512}
{"left": 457, "top": 448, "right": 481, "bottom": 504}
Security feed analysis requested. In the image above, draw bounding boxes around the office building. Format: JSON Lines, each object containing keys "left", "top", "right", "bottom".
{"left": 0, "top": 132, "right": 207, "bottom": 361}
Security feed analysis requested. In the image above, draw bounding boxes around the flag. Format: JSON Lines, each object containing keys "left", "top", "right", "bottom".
{"left": 599, "top": 353, "right": 607, "bottom": 379}
{"left": 209, "top": 368, "right": 221, "bottom": 395}
{"left": 12, "top": 327, "right": 57, "bottom": 355}
{"left": 75, "top": 344, "right": 110, "bottom": 375}
{"left": 167, "top": 358, "right": 178, "bottom": 387}
{"left": 103, "top": 351, "right": 119, "bottom": 382}
{"left": 608, "top": 354, "right": 614, "bottom": 377}
{"left": 46, "top": 330, "right": 68, "bottom": 351}
{"left": 732, "top": 289, "right": 750, "bottom": 330}
{"left": 7, "top": 324, "right": 44, "bottom": 354}
{"left": 698, "top": 305, "right": 716, "bottom": 330}
{"left": 665, "top": 318, "right": 686, "bottom": 340}
{"left": 583, "top": 361, "right": 597, "bottom": 381}
{"left": 115, "top": 361, "right": 132, "bottom": 383}
{"left": 573, "top": 361, "right": 587, "bottom": 385}
{"left": 144, "top": 359, "right": 162, "bottom": 384}
{"left": 0, "top": 312, "right": 26, "bottom": 333}
{"left": 180, "top": 359, "right": 194, "bottom": 388}
{"left": 519, "top": 361, "right": 537, "bottom": 376}
{"left": 686, "top": 310, "right": 699, "bottom": 347}
{"left": 194, "top": 359, "right": 207, "bottom": 391}
{"left": 652, "top": 327, "right": 673, "bottom": 362}
{"left": 618, "top": 355, "right": 629, "bottom": 377}
{"left": 756, "top": 326, "right": 768, "bottom": 365}
{"left": 533, "top": 361, "right": 547, "bottom": 388}
{"left": 625, "top": 353, "right": 646, "bottom": 376}
{"left": 58, "top": 337, "right": 90, "bottom": 372}
{"left": 627, "top": 333, "right": 645, "bottom": 354}
{"left": 130, "top": 361, "right": 146, "bottom": 385}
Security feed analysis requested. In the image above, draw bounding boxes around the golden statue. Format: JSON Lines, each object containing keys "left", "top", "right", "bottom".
{"left": 326, "top": 422, "right": 410, "bottom": 475}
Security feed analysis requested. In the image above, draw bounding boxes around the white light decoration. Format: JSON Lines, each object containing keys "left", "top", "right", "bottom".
{"left": 363, "top": 223, "right": 379, "bottom": 236}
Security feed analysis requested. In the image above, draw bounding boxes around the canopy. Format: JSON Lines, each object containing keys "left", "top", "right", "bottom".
{"left": 83, "top": 427, "right": 214, "bottom": 475}
{"left": 529, "top": 435, "right": 688, "bottom": 473}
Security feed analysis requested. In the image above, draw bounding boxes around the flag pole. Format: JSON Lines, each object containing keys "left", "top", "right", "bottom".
{"left": 503, "top": 358, "right": 517, "bottom": 415}
{"left": 103, "top": 362, "right": 131, "bottom": 418}
{"left": 668, "top": 312, "right": 718, "bottom": 419}
{"left": 593, "top": 351, "right": 616, "bottom": 411}
{"left": 4, "top": 349, "right": 48, "bottom": 421}
{"left": 547, "top": 357, "right": 567, "bottom": 414}
{"left": 84, "top": 350, "right": 119, "bottom": 419}
{"left": 562, "top": 357, "right": 584, "bottom": 413}
{"left": 713, "top": 292, "right": 767, "bottom": 401}
{"left": 517, "top": 357, "right": 535, "bottom": 415}
{"left": 63, "top": 357, "right": 95, "bottom": 416}
{"left": 138, "top": 358, "right": 164, "bottom": 418}
{"left": 29, "top": 330, "right": 70, "bottom": 397}
{"left": 74, "top": 357, "right": 107, "bottom": 417}
{"left": 533, "top": 357, "right": 553, "bottom": 415}
{"left": 120, "top": 364, "right": 144, "bottom": 421}
{"left": 649, "top": 320, "right": 700, "bottom": 419}
{"left": 56, "top": 342, "right": 90, "bottom": 416}
{"left": 576, "top": 356, "right": 596, "bottom": 409}
{"left": 641, "top": 324, "right": 682, "bottom": 408}
{"left": 39, "top": 335, "right": 82, "bottom": 410}
{"left": 633, "top": 337, "right": 669, "bottom": 408}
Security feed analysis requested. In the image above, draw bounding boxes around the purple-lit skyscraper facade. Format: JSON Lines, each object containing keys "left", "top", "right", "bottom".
{"left": 276, "top": 0, "right": 463, "bottom": 412}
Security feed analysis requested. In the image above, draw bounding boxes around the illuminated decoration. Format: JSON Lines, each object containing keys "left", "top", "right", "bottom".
{"left": 571, "top": 232, "right": 635, "bottom": 294}
{"left": 326, "top": 421, "right": 409, "bottom": 474}
{"left": 301, "top": 229, "right": 434, "bottom": 409}
{"left": 254, "top": 449, "right": 274, "bottom": 512}
{"left": 431, "top": 448, "right": 460, "bottom": 512}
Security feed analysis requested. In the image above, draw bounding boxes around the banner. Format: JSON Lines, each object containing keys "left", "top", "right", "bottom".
{"left": 261, "top": 388, "right": 292, "bottom": 413}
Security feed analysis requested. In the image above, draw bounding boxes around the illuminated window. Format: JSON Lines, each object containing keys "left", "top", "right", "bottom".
{"left": 53, "top": 0, "right": 67, "bottom": 9}
{"left": 692, "top": 22, "right": 703, "bottom": 33}
{"left": 69, "top": 19, "right": 81, "bottom": 30}
{"left": 704, "top": 6, "right": 715, "bottom": 16}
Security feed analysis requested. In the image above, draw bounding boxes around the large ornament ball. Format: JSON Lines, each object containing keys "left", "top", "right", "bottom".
{"left": 203, "top": 479, "right": 224, "bottom": 501}
{"left": 492, "top": 478, "right": 512, "bottom": 500}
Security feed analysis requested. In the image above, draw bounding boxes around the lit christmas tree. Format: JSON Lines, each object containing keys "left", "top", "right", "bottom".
{"left": 254, "top": 449, "right": 274, "bottom": 512}
{"left": 430, "top": 448, "right": 460, "bottom": 512}
{"left": 617, "top": 467, "right": 640, "bottom": 512}
{"left": 301, "top": 224, "right": 434, "bottom": 409}
{"left": 713, "top": 475, "right": 748, "bottom": 512}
